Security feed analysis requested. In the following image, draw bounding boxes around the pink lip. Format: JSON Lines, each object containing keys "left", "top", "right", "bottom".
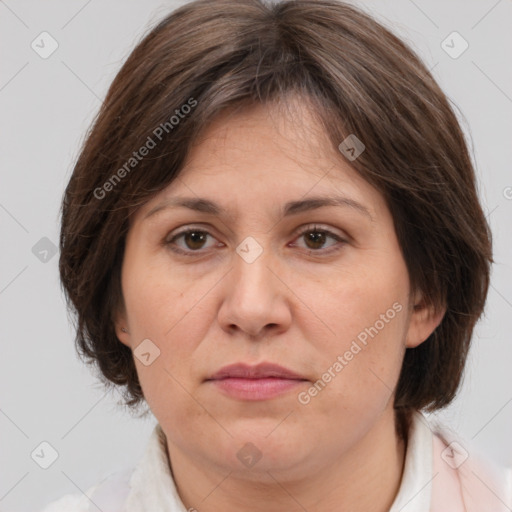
{"left": 206, "top": 362, "right": 308, "bottom": 401}
{"left": 208, "top": 362, "right": 306, "bottom": 380}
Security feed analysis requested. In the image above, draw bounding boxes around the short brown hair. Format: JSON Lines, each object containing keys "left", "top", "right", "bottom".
{"left": 59, "top": 0, "right": 492, "bottom": 427}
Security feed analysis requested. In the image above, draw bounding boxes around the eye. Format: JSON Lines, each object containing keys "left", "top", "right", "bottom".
{"left": 165, "top": 227, "right": 220, "bottom": 255}
{"left": 291, "top": 224, "right": 347, "bottom": 254}
{"left": 165, "top": 224, "right": 347, "bottom": 257}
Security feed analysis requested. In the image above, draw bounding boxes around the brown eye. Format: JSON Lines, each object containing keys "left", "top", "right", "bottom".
{"left": 166, "top": 228, "right": 218, "bottom": 255}
{"left": 293, "top": 225, "right": 346, "bottom": 254}
{"left": 181, "top": 230, "right": 208, "bottom": 250}
{"left": 303, "top": 230, "right": 328, "bottom": 250}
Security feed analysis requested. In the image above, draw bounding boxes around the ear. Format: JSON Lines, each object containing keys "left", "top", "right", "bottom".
{"left": 114, "top": 306, "right": 132, "bottom": 348}
{"left": 405, "top": 290, "right": 446, "bottom": 348}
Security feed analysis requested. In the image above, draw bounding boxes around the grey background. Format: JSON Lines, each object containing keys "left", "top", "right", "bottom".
{"left": 0, "top": 0, "right": 511, "bottom": 510}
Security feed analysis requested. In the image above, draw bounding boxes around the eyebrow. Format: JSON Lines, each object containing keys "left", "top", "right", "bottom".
{"left": 144, "top": 195, "right": 373, "bottom": 221}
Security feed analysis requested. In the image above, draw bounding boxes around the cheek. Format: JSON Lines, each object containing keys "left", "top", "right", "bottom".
{"left": 121, "top": 253, "right": 220, "bottom": 407}
{"left": 122, "top": 247, "right": 212, "bottom": 340}
{"left": 312, "top": 254, "right": 407, "bottom": 344}
{"left": 124, "top": 274, "right": 211, "bottom": 377}
{"left": 299, "top": 256, "right": 409, "bottom": 409}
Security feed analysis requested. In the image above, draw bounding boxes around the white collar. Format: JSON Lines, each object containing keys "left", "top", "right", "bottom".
{"left": 389, "top": 411, "right": 434, "bottom": 512}
{"left": 125, "top": 423, "right": 188, "bottom": 511}
{"left": 126, "top": 412, "right": 433, "bottom": 511}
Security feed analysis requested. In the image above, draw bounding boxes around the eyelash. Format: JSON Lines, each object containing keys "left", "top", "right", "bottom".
{"left": 164, "top": 224, "right": 347, "bottom": 257}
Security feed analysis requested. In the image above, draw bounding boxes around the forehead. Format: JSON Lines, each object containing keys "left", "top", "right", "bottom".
{"left": 137, "top": 100, "right": 387, "bottom": 223}
{"left": 184, "top": 99, "right": 338, "bottom": 177}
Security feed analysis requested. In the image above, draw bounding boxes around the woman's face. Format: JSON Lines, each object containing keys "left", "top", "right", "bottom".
{"left": 116, "top": 100, "right": 439, "bottom": 480}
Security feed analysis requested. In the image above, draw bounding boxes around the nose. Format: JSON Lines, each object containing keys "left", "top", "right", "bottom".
{"left": 217, "top": 242, "right": 292, "bottom": 339}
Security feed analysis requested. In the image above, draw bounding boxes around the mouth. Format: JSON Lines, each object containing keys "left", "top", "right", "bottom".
{"left": 205, "top": 362, "right": 309, "bottom": 401}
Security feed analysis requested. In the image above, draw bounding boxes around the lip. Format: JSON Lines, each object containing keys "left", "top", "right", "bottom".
{"left": 207, "top": 362, "right": 307, "bottom": 380}
{"left": 206, "top": 362, "right": 308, "bottom": 401}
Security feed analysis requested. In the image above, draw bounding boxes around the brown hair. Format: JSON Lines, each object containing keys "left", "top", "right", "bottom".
{"left": 59, "top": 0, "right": 492, "bottom": 431}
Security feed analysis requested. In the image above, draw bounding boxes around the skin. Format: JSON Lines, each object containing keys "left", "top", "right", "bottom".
{"left": 115, "top": 98, "right": 445, "bottom": 512}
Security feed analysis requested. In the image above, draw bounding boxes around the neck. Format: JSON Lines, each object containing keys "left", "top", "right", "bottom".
{"left": 165, "top": 406, "right": 408, "bottom": 512}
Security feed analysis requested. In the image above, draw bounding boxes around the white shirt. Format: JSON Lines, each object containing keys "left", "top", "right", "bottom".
{"left": 40, "top": 412, "right": 511, "bottom": 511}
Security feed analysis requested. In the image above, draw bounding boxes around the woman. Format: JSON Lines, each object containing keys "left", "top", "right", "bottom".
{"left": 45, "top": 0, "right": 511, "bottom": 510}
